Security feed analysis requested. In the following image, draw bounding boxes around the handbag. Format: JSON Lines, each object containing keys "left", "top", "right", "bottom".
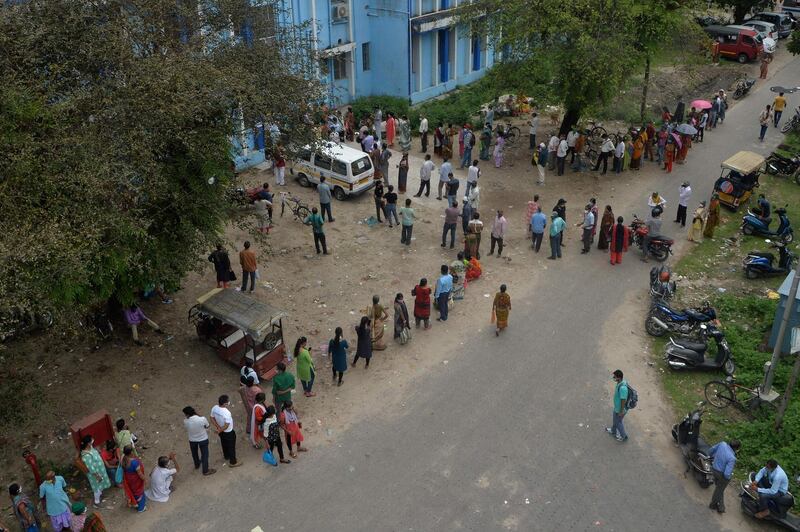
{"left": 262, "top": 449, "right": 278, "bottom": 467}
{"left": 399, "top": 327, "right": 411, "bottom": 345}
{"left": 228, "top": 270, "right": 237, "bottom": 281}
{"left": 115, "top": 465, "right": 124, "bottom": 484}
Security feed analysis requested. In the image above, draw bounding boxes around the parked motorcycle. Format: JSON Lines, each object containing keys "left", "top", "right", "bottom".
{"left": 665, "top": 323, "right": 736, "bottom": 376}
{"left": 781, "top": 106, "right": 800, "bottom": 134}
{"left": 742, "top": 207, "right": 794, "bottom": 243}
{"left": 732, "top": 78, "right": 756, "bottom": 100}
{"left": 646, "top": 299, "right": 717, "bottom": 337}
{"left": 630, "top": 216, "right": 674, "bottom": 262}
{"left": 671, "top": 407, "right": 714, "bottom": 488}
{"left": 765, "top": 152, "right": 800, "bottom": 177}
{"left": 740, "top": 472, "right": 800, "bottom": 531}
{"left": 650, "top": 265, "right": 677, "bottom": 299}
{"left": 743, "top": 239, "right": 797, "bottom": 279}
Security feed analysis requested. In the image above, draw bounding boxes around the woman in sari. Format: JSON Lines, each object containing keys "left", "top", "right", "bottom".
{"left": 434, "top": 124, "right": 444, "bottom": 156}
{"left": 688, "top": 201, "right": 706, "bottom": 243}
{"left": 631, "top": 135, "right": 644, "bottom": 170}
{"left": 10, "top": 483, "right": 41, "bottom": 532}
{"left": 597, "top": 205, "right": 614, "bottom": 250}
{"left": 385, "top": 112, "right": 396, "bottom": 147}
{"left": 458, "top": 127, "right": 465, "bottom": 159}
{"left": 465, "top": 212, "right": 483, "bottom": 259}
{"left": 703, "top": 193, "right": 721, "bottom": 239}
{"left": 368, "top": 295, "right": 388, "bottom": 351}
{"left": 79, "top": 435, "right": 111, "bottom": 508}
{"left": 397, "top": 116, "right": 412, "bottom": 153}
{"left": 411, "top": 278, "right": 431, "bottom": 329}
{"left": 344, "top": 107, "right": 355, "bottom": 141}
{"left": 353, "top": 316, "right": 373, "bottom": 368}
{"left": 676, "top": 133, "right": 690, "bottom": 163}
{"left": 393, "top": 293, "right": 410, "bottom": 340}
{"left": 465, "top": 256, "right": 482, "bottom": 282}
{"left": 623, "top": 136, "right": 633, "bottom": 171}
{"left": 442, "top": 124, "right": 453, "bottom": 159}
{"left": 492, "top": 284, "right": 511, "bottom": 336}
{"left": 493, "top": 133, "right": 505, "bottom": 168}
{"left": 370, "top": 145, "right": 382, "bottom": 182}
{"left": 249, "top": 393, "right": 268, "bottom": 448}
{"left": 397, "top": 153, "right": 409, "bottom": 194}
{"left": 238, "top": 376, "right": 263, "bottom": 436}
{"left": 279, "top": 401, "right": 306, "bottom": 458}
{"left": 121, "top": 445, "right": 146, "bottom": 512}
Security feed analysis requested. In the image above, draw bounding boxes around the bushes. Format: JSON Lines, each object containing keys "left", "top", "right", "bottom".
{"left": 349, "top": 96, "right": 410, "bottom": 124}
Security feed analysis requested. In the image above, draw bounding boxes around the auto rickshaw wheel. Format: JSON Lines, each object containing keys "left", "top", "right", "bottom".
{"left": 262, "top": 332, "right": 281, "bottom": 351}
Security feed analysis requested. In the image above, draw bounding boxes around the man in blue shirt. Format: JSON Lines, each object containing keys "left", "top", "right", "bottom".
{"left": 530, "top": 208, "right": 547, "bottom": 253}
{"left": 751, "top": 459, "right": 790, "bottom": 519}
{"left": 605, "top": 369, "right": 628, "bottom": 442}
{"left": 708, "top": 439, "right": 740, "bottom": 513}
{"left": 317, "top": 176, "right": 334, "bottom": 222}
{"left": 547, "top": 211, "right": 566, "bottom": 260}
{"left": 434, "top": 264, "right": 453, "bottom": 322}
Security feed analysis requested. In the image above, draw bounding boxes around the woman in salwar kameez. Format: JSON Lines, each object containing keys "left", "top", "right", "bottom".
{"left": 493, "top": 134, "right": 505, "bottom": 168}
{"left": 492, "top": 285, "right": 511, "bottom": 336}
{"left": 597, "top": 205, "right": 614, "bottom": 250}
{"left": 397, "top": 153, "right": 409, "bottom": 193}
{"left": 368, "top": 296, "right": 388, "bottom": 351}
{"left": 687, "top": 202, "right": 706, "bottom": 243}
{"left": 393, "top": 293, "right": 410, "bottom": 340}
{"left": 80, "top": 436, "right": 111, "bottom": 508}
{"left": 703, "top": 194, "right": 720, "bottom": 239}
{"left": 353, "top": 316, "right": 372, "bottom": 367}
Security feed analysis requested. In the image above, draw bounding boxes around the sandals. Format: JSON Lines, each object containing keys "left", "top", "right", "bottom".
{"left": 279, "top": 459, "right": 291, "bottom": 464}
{"left": 290, "top": 452, "right": 298, "bottom": 458}
{"left": 298, "top": 447, "right": 308, "bottom": 452}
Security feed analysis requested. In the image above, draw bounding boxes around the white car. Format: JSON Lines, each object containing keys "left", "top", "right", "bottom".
{"left": 741, "top": 20, "right": 779, "bottom": 41}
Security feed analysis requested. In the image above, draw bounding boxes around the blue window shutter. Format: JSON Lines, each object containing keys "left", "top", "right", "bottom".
{"left": 472, "top": 37, "right": 480, "bottom": 71}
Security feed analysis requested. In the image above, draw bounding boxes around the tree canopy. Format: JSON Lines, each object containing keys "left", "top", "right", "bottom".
{"left": 0, "top": 0, "right": 323, "bottom": 339}
{"left": 713, "top": 0, "right": 772, "bottom": 23}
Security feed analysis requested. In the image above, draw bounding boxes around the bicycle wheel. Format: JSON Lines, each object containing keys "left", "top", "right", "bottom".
{"left": 586, "top": 149, "right": 598, "bottom": 168}
{"left": 590, "top": 126, "right": 607, "bottom": 143}
{"left": 506, "top": 126, "right": 521, "bottom": 145}
{"left": 295, "top": 205, "right": 311, "bottom": 223}
{"left": 704, "top": 380, "right": 735, "bottom": 409}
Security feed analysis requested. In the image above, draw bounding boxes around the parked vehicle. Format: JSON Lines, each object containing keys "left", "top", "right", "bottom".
{"left": 743, "top": 239, "right": 797, "bottom": 279}
{"left": 747, "top": 12, "right": 794, "bottom": 38}
{"left": 704, "top": 25, "right": 763, "bottom": 63}
{"left": 741, "top": 20, "right": 780, "bottom": 41}
{"left": 650, "top": 265, "right": 677, "bottom": 300}
{"left": 765, "top": 152, "right": 800, "bottom": 177}
{"left": 781, "top": 107, "right": 800, "bottom": 134}
{"left": 290, "top": 142, "right": 375, "bottom": 200}
{"left": 0, "top": 307, "right": 54, "bottom": 342}
{"left": 740, "top": 472, "right": 800, "bottom": 531}
{"left": 665, "top": 323, "right": 736, "bottom": 376}
{"left": 671, "top": 407, "right": 715, "bottom": 488}
{"left": 646, "top": 300, "right": 717, "bottom": 337}
{"left": 713, "top": 151, "right": 763, "bottom": 211}
{"left": 732, "top": 77, "right": 757, "bottom": 100}
{"left": 630, "top": 216, "right": 674, "bottom": 262}
{"left": 742, "top": 206, "right": 794, "bottom": 242}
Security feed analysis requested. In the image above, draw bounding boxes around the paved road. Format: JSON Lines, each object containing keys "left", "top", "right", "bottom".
{"left": 147, "top": 58, "right": 798, "bottom": 531}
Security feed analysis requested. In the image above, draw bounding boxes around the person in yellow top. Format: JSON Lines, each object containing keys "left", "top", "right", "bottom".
{"left": 772, "top": 92, "right": 787, "bottom": 128}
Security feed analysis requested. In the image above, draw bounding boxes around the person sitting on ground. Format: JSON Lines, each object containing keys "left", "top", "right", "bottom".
{"left": 145, "top": 453, "right": 179, "bottom": 503}
{"left": 124, "top": 304, "right": 163, "bottom": 346}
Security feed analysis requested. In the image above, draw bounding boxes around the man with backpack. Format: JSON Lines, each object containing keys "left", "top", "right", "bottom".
{"left": 606, "top": 369, "right": 636, "bottom": 442}
{"left": 460, "top": 125, "right": 475, "bottom": 169}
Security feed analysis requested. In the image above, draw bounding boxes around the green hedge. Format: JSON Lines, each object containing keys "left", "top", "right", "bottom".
{"left": 349, "top": 95, "right": 410, "bottom": 124}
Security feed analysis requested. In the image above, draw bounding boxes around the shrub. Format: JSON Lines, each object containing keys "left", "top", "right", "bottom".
{"left": 349, "top": 96, "right": 410, "bottom": 124}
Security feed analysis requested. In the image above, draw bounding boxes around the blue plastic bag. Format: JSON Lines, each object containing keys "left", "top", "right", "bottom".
{"left": 262, "top": 449, "right": 278, "bottom": 466}
{"left": 114, "top": 465, "right": 124, "bottom": 484}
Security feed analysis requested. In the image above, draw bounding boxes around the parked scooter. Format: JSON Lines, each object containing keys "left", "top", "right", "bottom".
{"left": 781, "top": 106, "right": 800, "bottom": 134}
{"left": 743, "top": 239, "right": 797, "bottom": 279}
{"left": 650, "top": 265, "right": 677, "bottom": 300}
{"left": 742, "top": 207, "right": 794, "bottom": 243}
{"left": 665, "top": 323, "right": 736, "bottom": 376}
{"left": 646, "top": 300, "right": 717, "bottom": 337}
{"left": 740, "top": 472, "right": 800, "bottom": 531}
{"left": 630, "top": 216, "right": 674, "bottom": 262}
{"left": 671, "top": 407, "right": 714, "bottom": 488}
{"left": 732, "top": 78, "right": 756, "bottom": 100}
{"left": 765, "top": 152, "right": 800, "bottom": 177}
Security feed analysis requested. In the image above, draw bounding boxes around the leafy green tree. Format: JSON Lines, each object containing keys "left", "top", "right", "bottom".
{"left": 713, "top": 0, "right": 772, "bottom": 24}
{"left": 0, "top": 0, "right": 322, "bottom": 338}
{"left": 789, "top": 29, "right": 800, "bottom": 55}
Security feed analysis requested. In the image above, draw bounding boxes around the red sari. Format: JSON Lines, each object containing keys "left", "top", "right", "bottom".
{"left": 412, "top": 285, "right": 431, "bottom": 319}
{"left": 386, "top": 116, "right": 396, "bottom": 146}
{"left": 122, "top": 458, "right": 144, "bottom": 508}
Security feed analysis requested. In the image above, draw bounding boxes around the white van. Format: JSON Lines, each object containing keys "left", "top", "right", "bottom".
{"left": 290, "top": 142, "right": 375, "bottom": 200}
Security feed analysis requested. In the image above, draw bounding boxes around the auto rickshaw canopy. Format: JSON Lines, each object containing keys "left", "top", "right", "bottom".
{"left": 721, "top": 151, "right": 765, "bottom": 175}
{"left": 195, "top": 288, "right": 285, "bottom": 342}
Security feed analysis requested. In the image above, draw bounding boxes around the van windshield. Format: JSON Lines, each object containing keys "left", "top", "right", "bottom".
{"left": 351, "top": 156, "right": 371, "bottom": 176}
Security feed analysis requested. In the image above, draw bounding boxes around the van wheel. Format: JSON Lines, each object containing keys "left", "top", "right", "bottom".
{"left": 738, "top": 53, "right": 748, "bottom": 64}
{"left": 333, "top": 187, "right": 347, "bottom": 201}
{"left": 297, "top": 173, "right": 310, "bottom": 187}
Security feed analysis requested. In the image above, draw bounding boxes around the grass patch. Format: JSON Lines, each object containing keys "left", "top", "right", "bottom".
{"left": 656, "top": 142, "right": 800, "bottom": 488}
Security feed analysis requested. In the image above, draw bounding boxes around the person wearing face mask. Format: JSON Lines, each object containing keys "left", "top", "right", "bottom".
{"left": 605, "top": 370, "right": 629, "bottom": 442}
{"left": 79, "top": 435, "right": 111, "bottom": 508}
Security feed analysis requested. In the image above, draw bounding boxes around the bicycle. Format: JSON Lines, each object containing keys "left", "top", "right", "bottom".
{"left": 279, "top": 192, "right": 311, "bottom": 224}
{"left": 704, "top": 376, "right": 776, "bottom": 413}
{"left": 585, "top": 120, "right": 608, "bottom": 143}
{"left": 495, "top": 122, "right": 521, "bottom": 146}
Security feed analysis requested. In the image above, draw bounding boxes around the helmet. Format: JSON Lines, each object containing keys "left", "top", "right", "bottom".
{"left": 659, "top": 271, "right": 671, "bottom": 282}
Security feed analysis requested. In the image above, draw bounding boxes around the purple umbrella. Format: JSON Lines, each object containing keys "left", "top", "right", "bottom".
{"left": 670, "top": 133, "right": 682, "bottom": 148}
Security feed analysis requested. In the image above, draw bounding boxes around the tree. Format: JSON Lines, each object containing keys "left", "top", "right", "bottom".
{"left": 789, "top": 29, "right": 800, "bottom": 55}
{"left": 713, "top": 0, "right": 772, "bottom": 24}
{"left": 0, "top": 0, "right": 323, "bottom": 339}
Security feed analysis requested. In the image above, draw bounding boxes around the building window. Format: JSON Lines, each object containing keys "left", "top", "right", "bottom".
{"left": 362, "top": 42, "right": 370, "bottom": 72}
{"left": 333, "top": 53, "right": 348, "bottom": 80}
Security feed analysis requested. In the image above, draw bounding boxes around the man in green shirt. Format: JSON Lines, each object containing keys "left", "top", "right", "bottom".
{"left": 399, "top": 198, "right": 416, "bottom": 246}
{"left": 272, "top": 362, "right": 295, "bottom": 410}
{"left": 606, "top": 369, "right": 629, "bottom": 442}
{"left": 303, "top": 207, "right": 328, "bottom": 255}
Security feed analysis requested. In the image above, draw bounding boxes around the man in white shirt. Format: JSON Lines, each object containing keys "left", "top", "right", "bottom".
{"left": 566, "top": 126, "right": 579, "bottom": 164}
{"left": 414, "top": 154, "right": 435, "bottom": 197}
{"left": 145, "top": 453, "right": 180, "bottom": 503}
{"left": 593, "top": 134, "right": 615, "bottom": 175}
{"left": 466, "top": 160, "right": 481, "bottom": 196}
{"left": 437, "top": 158, "right": 453, "bottom": 201}
{"left": 529, "top": 112, "right": 539, "bottom": 149}
{"left": 547, "top": 134, "right": 559, "bottom": 171}
{"left": 675, "top": 181, "right": 692, "bottom": 227}
{"left": 210, "top": 395, "right": 242, "bottom": 467}
{"left": 489, "top": 210, "right": 508, "bottom": 257}
{"left": 182, "top": 406, "right": 216, "bottom": 476}
{"left": 614, "top": 138, "right": 625, "bottom": 174}
{"left": 419, "top": 114, "right": 429, "bottom": 153}
{"left": 556, "top": 134, "right": 569, "bottom": 176}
